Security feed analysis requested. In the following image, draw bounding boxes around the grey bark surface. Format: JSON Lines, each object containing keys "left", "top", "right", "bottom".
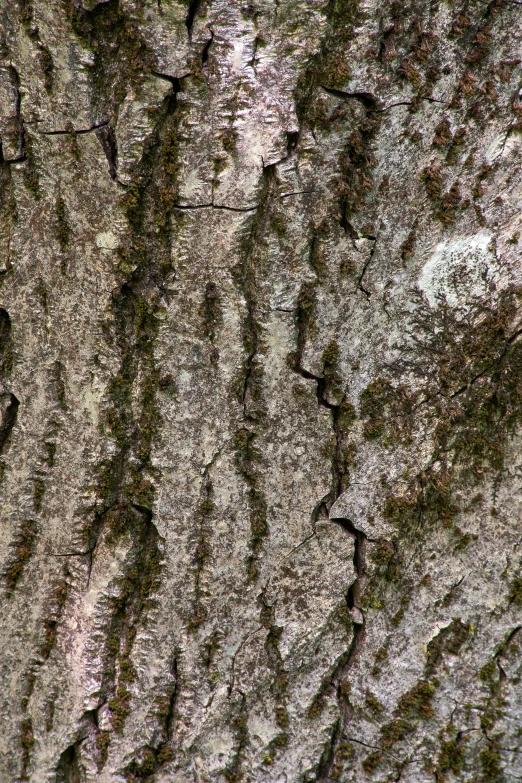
{"left": 1, "top": 0, "right": 522, "bottom": 781}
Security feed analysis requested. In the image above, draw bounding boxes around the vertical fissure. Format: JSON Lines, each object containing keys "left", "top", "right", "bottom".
{"left": 185, "top": 0, "right": 202, "bottom": 36}
{"left": 70, "top": 68, "right": 183, "bottom": 761}
{"left": 232, "top": 164, "right": 277, "bottom": 579}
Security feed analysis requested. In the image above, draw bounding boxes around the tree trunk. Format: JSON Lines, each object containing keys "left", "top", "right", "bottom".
{"left": 1, "top": 0, "right": 522, "bottom": 781}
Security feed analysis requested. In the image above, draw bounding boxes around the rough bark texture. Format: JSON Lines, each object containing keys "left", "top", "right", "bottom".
{"left": 1, "top": 0, "right": 522, "bottom": 781}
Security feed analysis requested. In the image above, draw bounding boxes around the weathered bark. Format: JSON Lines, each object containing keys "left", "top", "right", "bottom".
{"left": 1, "top": 0, "right": 522, "bottom": 780}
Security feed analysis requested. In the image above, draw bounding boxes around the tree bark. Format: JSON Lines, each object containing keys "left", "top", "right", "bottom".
{"left": 1, "top": 0, "right": 522, "bottom": 781}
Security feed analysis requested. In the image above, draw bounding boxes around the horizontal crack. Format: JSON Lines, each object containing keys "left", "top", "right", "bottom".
{"left": 37, "top": 121, "right": 108, "bottom": 136}
{"left": 2, "top": 154, "right": 26, "bottom": 164}
{"left": 280, "top": 190, "right": 320, "bottom": 199}
{"left": 346, "top": 736, "right": 400, "bottom": 759}
{"left": 173, "top": 202, "right": 258, "bottom": 212}
{"left": 151, "top": 70, "right": 191, "bottom": 85}
{"left": 320, "top": 86, "right": 380, "bottom": 109}
{"left": 321, "top": 85, "right": 447, "bottom": 112}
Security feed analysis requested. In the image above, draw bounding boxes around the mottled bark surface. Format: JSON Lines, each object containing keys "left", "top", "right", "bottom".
{"left": 1, "top": 0, "right": 522, "bottom": 781}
